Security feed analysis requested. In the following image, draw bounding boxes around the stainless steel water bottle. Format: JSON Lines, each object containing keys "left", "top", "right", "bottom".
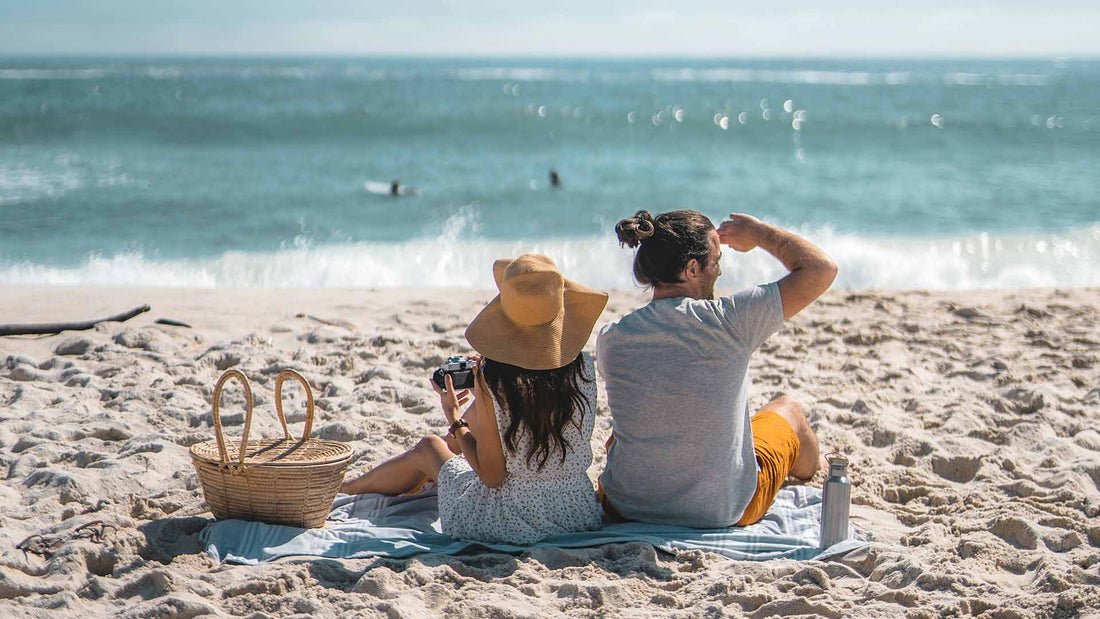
{"left": 820, "top": 452, "right": 851, "bottom": 549}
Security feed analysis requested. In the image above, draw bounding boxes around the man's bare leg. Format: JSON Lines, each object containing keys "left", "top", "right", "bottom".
{"left": 761, "top": 395, "right": 825, "bottom": 480}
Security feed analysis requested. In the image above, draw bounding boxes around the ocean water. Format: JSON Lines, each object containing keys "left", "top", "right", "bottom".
{"left": 1, "top": 57, "right": 1097, "bottom": 290}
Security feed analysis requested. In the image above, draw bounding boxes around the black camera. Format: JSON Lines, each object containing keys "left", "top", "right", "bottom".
{"left": 431, "top": 356, "right": 476, "bottom": 390}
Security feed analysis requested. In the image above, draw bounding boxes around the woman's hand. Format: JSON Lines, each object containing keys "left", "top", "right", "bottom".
{"left": 429, "top": 372, "right": 470, "bottom": 424}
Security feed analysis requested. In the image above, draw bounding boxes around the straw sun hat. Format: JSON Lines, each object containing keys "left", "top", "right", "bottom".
{"left": 465, "top": 254, "right": 609, "bottom": 371}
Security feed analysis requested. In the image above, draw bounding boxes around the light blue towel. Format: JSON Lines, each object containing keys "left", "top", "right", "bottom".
{"left": 200, "top": 485, "right": 865, "bottom": 565}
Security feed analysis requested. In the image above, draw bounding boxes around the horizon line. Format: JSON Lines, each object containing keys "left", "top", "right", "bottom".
{"left": 1, "top": 52, "right": 1099, "bottom": 61}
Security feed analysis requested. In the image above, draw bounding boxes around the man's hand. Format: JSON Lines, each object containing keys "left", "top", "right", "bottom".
{"left": 717, "top": 213, "right": 765, "bottom": 252}
{"left": 718, "top": 213, "right": 838, "bottom": 320}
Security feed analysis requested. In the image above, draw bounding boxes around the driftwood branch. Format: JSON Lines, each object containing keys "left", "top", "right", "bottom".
{"left": 295, "top": 313, "right": 357, "bottom": 332}
{"left": 0, "top": 305, "right": 151, "bottom": 337}
{"left": 155, "top": 318, "right": 191, "bottom": 328}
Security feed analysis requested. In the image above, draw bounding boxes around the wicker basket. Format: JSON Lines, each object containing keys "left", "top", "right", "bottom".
{"left": 190, "top": 369, "right": 353, "bottom": 528}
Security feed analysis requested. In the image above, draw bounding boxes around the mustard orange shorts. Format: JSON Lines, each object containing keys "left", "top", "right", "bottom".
{"left": 598, "top": 410, "right": 801, "bottom": 525}
{"left": 736, "top": 409, "right": 801, "bottom": 526}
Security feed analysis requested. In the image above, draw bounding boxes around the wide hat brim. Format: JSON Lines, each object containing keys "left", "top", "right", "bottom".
{"left": 465, "top": 257, "right": 608, "bottom": 370}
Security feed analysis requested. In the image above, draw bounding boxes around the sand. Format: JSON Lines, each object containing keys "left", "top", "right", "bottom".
{"left": 1, "top": 285, "right": 1098, "bottom": 618}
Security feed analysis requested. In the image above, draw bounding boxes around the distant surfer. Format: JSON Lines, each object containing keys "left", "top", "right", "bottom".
{"left": 365, "top": 179, "right": 417, "bottom": 196}
{"left": 549, "top": 169, "right": 561, "bottom": 188}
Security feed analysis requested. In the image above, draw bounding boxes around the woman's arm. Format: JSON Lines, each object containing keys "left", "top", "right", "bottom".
{"left": 434, "top": 371, "right": 508, "bottom": 488}
{"left": 452, "top": 386, "right": 507, "bottom": 487}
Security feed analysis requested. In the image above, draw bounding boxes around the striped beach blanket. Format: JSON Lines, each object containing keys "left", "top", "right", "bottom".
{"left": 200, "top": 485, "right": 865, "bottom": 565}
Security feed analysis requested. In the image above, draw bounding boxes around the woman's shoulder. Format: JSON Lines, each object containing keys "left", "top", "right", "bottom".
{"left": 579, "top": 353, "right": 598, "bottom": 405}
{"left": 579, "top": 351, "right": 598, "bottom": 383}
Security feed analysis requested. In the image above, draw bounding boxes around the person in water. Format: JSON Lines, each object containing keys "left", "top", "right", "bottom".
{"left": 386, "top": 180, "right": 417, "bottom": 196}
{"left": 340, "top": 254, "right": 609, "bottom": 545}
{"left": 549, "top": 169, "right": 561, "bottom": 188}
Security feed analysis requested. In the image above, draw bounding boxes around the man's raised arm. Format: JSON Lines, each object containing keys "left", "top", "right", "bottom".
{"left": 717, "top": 213, "right": 838, "bottom": 320}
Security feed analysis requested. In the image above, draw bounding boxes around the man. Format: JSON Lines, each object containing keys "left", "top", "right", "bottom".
{"left": 596, "top": 210, "right": 837, "bottom": 527}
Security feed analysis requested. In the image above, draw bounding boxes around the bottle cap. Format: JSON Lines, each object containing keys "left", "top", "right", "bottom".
{"left": 826, "top": 452, "right": 848, "bottom": 473}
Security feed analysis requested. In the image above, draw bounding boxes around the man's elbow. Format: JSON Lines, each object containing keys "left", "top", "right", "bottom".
{"left": 820, "top": 259, "right": 838, "bottom": 288}
{"left": 803, "top": 258, "right": 837, "bottom": 295}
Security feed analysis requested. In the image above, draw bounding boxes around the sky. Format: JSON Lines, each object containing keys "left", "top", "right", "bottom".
{"left": 1, "top": 0, "right": 1099, "bottom": 57}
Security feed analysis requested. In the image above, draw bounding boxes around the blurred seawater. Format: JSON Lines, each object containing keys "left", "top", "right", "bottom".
{"left": 0, "top": 57, "right": 1097, "bottom": 289}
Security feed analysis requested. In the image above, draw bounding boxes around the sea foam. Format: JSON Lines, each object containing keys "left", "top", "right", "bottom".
{"left": 1, "top": 225, "right": 1096, "bottom": 291}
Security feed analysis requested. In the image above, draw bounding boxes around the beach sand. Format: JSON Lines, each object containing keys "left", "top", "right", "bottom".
{"left": 1, "top": 286, "right": 1098, "bottom": 618}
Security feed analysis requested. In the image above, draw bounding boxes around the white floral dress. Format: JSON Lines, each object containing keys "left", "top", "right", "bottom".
{"left": 436, "top": 353, "right": 601, "bottom": 545}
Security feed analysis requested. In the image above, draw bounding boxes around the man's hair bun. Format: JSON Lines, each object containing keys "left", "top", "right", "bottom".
{"left": 615, "top": 210, "right": 656, "bottom": 248}
{"left": 613, "top": 209, "right": 715, "bottom": 286}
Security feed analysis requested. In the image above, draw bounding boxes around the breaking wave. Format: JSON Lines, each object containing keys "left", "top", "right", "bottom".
{"left": 2, "top": 224, "right": 1096, "bottom": 291}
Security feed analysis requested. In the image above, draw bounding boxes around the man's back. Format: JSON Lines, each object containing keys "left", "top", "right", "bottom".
{"left": 596, "top": 283, "right": 784, "bottom": 527}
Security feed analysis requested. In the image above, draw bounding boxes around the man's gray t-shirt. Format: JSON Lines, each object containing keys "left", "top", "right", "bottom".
{"left": 596, "top": 283, "right": 785, "bottom": 528}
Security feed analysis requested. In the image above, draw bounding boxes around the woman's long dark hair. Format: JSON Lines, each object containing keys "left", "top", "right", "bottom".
{"left": 481, "top": 354, "right": 593, "bottom": 470}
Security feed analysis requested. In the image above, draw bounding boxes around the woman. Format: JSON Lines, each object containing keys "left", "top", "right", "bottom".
{"left": 340, "top": 254, "right": 608, "bottom": 545}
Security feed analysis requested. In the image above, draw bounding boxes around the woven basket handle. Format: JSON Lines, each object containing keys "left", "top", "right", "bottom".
{"left": 212, "top": 369, "right": 255, "bottom": 466}
{"left": 274, "top": 369, "right": 315, "bottom": 441}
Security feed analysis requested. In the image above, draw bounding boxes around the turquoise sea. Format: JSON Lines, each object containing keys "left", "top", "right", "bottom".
{"left": 1, "top": 57, "right": 1097, "bottom": 289}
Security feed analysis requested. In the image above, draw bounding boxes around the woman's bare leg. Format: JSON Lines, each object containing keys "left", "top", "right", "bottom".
{"left": 340, "top": 435, "right": 457, "bottom": 495}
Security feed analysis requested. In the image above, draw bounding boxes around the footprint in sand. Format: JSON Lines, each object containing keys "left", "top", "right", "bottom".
{"left": 1042, "top": 529, "right": 1084, "bottom": 553}
{"left": 995, "top": 388, "right": 1045, "bottom": 415}
{"left": 931, "top": 455, "right": 982, "bottom": 483}
{"left": 113, "top": 328, "right": 168, "bottom": 352}
{"left": 7, "top": 363, "right": 47, "bottom": 382}
{"left": 990, "top": 516, "right": 1039, "bottom": 550}
{"left": 54, "top": 336, "right": 94, "bottom": 356}
{"left": 869, "top": 426, "right": 897, "bottom": 448}
{"left": 1072, "top": 429, "right": 1100, "bottom": 451}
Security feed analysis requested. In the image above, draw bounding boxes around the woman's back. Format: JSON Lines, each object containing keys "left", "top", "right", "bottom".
{"left": 436, "top": 352, "right": 601, "bottom": 544}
